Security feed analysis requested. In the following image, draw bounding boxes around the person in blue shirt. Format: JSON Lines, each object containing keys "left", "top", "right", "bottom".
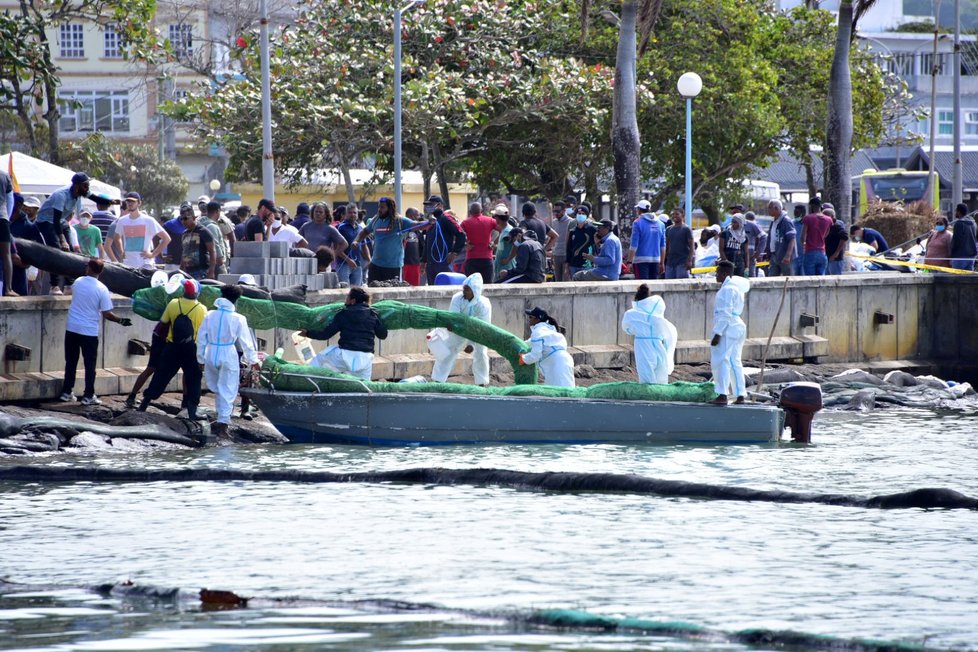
{"left": 36, "top": 173, "right": 102, "bottom": 294}
{"left": 850, "top": 224, "right": 889, "bottom": 253}
{"left": 350, "top": 196, "right": 425, "bottom": 283}
{"left": 574, "top": 220, "right": 622, "bottom": 281}
{"left": 336, "top": 202, "right": 368, "bottom": 287}
{"left": 628, "top": 200, "right": 665, "bottom": 279}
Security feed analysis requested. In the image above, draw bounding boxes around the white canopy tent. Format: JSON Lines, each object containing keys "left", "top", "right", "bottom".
{"left": 1, "top": 151, "right": 121, "bottom": 200}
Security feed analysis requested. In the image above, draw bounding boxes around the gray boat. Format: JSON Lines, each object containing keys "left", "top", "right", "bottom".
{"left": 241, "top": 383, "right": 822, "bottom": 446}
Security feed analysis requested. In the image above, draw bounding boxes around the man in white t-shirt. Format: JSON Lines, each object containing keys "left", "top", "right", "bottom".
{"left": 268, "top": 210, "right": 308, "bottom": 249}
{"left": 59, "top": 258, "right": 132, "bottom": 405}
{"left": 112, "top": 191, "right": 170, "bottom": 269}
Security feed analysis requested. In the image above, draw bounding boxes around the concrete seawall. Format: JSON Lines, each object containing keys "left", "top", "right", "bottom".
{"left": 2, "top": 273, "right": 977, "bottom": 401}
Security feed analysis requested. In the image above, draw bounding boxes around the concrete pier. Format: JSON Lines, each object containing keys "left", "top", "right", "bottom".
{"left": 2, "top": 273, "right": 977, "bottom": 401}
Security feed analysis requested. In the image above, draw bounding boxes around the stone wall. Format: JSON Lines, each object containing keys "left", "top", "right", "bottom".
{"left": 2, "top": 273, "right": 977, "bottom": 400}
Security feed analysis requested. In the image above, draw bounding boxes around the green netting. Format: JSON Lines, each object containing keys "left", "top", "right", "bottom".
{"left": 131, "top": 288, "right": 535, "bottom": 383}
{"left": 261, "top": 355, "right": 718, "bottom": 403}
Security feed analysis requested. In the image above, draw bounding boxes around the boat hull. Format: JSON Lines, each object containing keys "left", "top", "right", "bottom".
{"left": 241, "top": 388, "right": 785, "bottom": 446}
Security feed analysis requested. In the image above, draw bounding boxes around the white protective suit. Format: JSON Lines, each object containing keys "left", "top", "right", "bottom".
{"left": 710, "top": 275, "right": 751, "bottom": 398}
{"left": 430, "top": 273, "right": 492, "bottom": 385}
{"left": 196, "top": 298, "right": 259, "bottom": 424}
{"left": 521, "top": 321, "right": 575, "bottom": 387}
{"left": 311, "top": 346, "right": 373, "bottom": 381}
{"left": 621, "top": 295, "right": 677, "bottom": 385}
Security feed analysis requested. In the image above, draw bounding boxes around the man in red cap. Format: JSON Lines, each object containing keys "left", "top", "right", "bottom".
{"left": 137, "top": 277, "right": 207, "bottom": 419}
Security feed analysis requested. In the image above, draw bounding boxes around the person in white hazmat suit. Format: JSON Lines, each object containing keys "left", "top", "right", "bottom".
{"left": 621, "top": 284, "right": 677, "bottom": 384}
{"left": 710, "top": 260, "right": 750, "bottom": 405}
{"left": 519, "top": 306, "right": 575, "bottom": 387}
{"left": 196, "top": 284, "right": 260, "bottom": 436}
{"left": 430, "top": 273, "right": 492, "bottom": 385}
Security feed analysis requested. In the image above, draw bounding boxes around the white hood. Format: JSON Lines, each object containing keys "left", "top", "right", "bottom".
{"left": 462, "top": 272, "right": 484, "bottom": 302}
{"left": 633, "top": 295, "right": 666, "bottom": 317}
{"left": 214, "top": 297, "right": 236, "bottom": 312}
{"left": 726, "top": 275, "right": 751, "bottom": 294}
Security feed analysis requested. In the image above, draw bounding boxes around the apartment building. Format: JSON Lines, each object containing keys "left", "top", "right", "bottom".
{"left": 0, "top": 1, "right": 284, "bottom": 199}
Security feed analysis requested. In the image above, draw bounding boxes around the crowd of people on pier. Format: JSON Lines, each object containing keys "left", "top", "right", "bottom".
{"left": 4, "top": 168, "right": 978, "bottom": 425}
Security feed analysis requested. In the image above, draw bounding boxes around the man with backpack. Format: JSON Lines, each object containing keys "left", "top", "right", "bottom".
{"left": 138, "top": 278, "right": 207, "bottom": 419}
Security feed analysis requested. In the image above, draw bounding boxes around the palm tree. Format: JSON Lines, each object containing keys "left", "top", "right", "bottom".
{"left": 824, "top": 0, "right": 879, "bottom": 223}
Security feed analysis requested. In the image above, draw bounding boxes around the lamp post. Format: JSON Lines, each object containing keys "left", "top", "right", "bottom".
{"left": 677, "top": 72, "right": 702, "bottom": 225}
{"left": 394, "top": 0, "right": 425, "bottom": 211}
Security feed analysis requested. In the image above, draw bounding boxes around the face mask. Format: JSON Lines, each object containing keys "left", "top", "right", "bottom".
{"left": 564, "top": 208, "right": 574, "bottom": 218}
{"left": 936, "top": 225, "right": 946, "bottom": 232}
{"left": 79, "top": 218, "right": 91, "bottom": 226}
{"left": 272, "top": 219, "right": 282, "bottom": 228}
{"left": 853, "top": 237, "right": 861, "bottom": 242}
{"left": 576, "top": 215, "right": 587, "bottom": 224}
{"left": 432, "top": 208, "right": 444, "bottom": 218}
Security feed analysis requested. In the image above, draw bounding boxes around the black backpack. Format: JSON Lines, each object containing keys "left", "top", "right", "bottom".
{"left": 170, "top": 301, "right": 200, "bottom": 344}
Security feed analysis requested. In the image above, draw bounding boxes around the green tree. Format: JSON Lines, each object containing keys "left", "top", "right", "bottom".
{"left": 2, "top": 0, "right": 159, "bottom": 162}
{"left": 60, "top": 134, "right": 189, "bottom": 217}
{"left": 168, "top": 0, "right": 611, "bottom": 208}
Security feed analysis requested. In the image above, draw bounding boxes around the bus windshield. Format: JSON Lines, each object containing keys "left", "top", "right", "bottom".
{"left": 867, "top": 175, "right": 929, "bottom": 202}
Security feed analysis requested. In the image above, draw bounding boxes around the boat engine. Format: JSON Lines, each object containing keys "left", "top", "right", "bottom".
{"left": 779, "top": 382, "right": 823, "bottom": 443}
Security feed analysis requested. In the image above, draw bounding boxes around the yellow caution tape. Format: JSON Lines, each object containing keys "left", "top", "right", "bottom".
{"left": 691, "top": 261, "right": 769, "bottom": 275}
{"left": 847, "top": 253, "right": 976, "bottom": 275}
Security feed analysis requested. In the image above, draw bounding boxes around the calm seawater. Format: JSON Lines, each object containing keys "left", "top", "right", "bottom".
{"left": 1, "top": 407, "right": 977, "bottom": 651}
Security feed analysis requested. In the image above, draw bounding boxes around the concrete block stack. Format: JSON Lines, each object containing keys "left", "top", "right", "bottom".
{"left": 220, "top": 241, "right": 332, "bottom": 290}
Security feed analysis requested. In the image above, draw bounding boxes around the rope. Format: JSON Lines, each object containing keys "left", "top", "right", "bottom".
{"left": 428, "top": 219, "right": 450, "bottom": 264}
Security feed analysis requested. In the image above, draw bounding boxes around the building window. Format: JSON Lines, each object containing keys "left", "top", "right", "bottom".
{"left": 58, "top": 90, "right": 130, "bottom": 133}
{"left": 168, "top": 24, "right": 193, "bottom": 58}
{"left": 904, "top": 0, "right": 934, "bottom": 16}
{"left": 103, "top": 24, "right": 122, "bottom": 58}
{"left": 939, "top": 110, "right": 954, "bottom": 135}
{"left": 966, "top": 111, "right": 978, "bottom": 136}
{"left": 59, "top": 23, "right": 85, "bottom": 58}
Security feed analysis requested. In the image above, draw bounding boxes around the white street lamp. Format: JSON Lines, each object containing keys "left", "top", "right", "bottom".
{"left": 677, "top": 72, "right": 702, "bottom": 225}
{"left": 394, "top": 0, "right": 426, "bottom": 211}
{"left": 209, "top": 179, "right": 221, "bottom": 193}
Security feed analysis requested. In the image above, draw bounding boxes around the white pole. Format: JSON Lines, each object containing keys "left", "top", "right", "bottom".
{"left": 953, "top": 0, "right": 963, "bottom": 207}
{"left": 394, "top": 5, "right": 403, "bottom": 210}
{"left": 259, "top": 0, "right": 275, "bottom": 201}
{"left": 928, "top": 3, "right": 941, "bottom": 207}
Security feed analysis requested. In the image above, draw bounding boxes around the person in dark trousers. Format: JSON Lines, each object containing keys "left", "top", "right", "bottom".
{"left": 496, "top": 228, "right": 546, "bottom": 283}
{"left": 950, "top": 203, "right": 977, "bottom": 271}
{"left": 566, "top": 206, "right": 598, "bottom": 277}
{"left": 303, "top": 287, "right": 388, "bottom": 380}
{"left": 138, "top": 279, "right": 207, "bottom": 419}
{"left": 59, "top": 258, "right": 132, "bottom": 404}
{"left": 420, "top": 194, "right": 466, "bottom": 284}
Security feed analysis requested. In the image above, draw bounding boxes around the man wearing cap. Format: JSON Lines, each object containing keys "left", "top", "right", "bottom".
{"left": 179, "top": 206, "right": 218, "bottom": 280}
{"left": 243, "top": 198, "right": 276, "bottom": 242}
{"left": 139, "top": 278, "right": 207, "bottom": 419}
{"left": 35, "top": 172, "right": 96, "bottom": 294}
{"left": 575, "top": 220, "right": 622, "bottom": 282}
{"left": 89, "top": 195, "right": 119, "bottom": 262}
{"left": 629, "top": 200, "right": 666, "bottom": 280}
{"left": 420, "top": 195, "right": 466, "bottom": 285}
{"left": 496, "top": 227, "right": 546, "bottom": 283}
{"left": 8, "top": 194, "right": 43, "bottom": 295}
{"left": 72, "top": 211, "right": 107, "bottom": 259}
{"left": 0, "top": 169, "right": 15, "bottom": 295}
{"left": 113, "top": 192, "right": 170, "bottom": 270}
{"left": 199, "top": 202, "right": 229, "bottom": 276}
{"left": 196, "top": 195, "right": 210, "bottom": 215}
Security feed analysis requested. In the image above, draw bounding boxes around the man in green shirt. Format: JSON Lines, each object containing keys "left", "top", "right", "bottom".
{"left": 72, "top": 211, "right": 107, "bottom": 259}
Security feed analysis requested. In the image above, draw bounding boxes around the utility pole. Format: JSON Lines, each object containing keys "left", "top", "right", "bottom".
{"left": 953, "top": 0, "right": 963, "bottom": 207}
{"left": 259, "top": 0, "right": 275, "bottom": 201}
